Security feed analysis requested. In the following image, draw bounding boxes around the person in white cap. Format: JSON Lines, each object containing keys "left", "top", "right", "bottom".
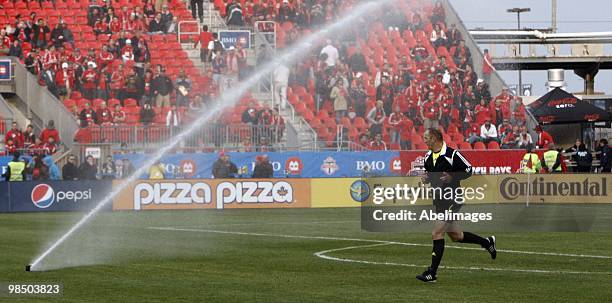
{"left": 121, "top": 38, "right": 134, "bottom": 62}
{"left": 54, "top": 62, "right": 74, "bottom": 101}
{"left": 320, "top": 39, "right": 338, "bottom": 68}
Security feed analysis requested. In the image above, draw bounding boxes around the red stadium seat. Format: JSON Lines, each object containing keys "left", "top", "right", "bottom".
{"left": 473, "top": 142, "right": 486, "bottom": 150}
{"left": 487, "top": 141, "right": 500, "bottom": 150}
{"left": 459, "top": 142, "right": 472, "bottom": 150}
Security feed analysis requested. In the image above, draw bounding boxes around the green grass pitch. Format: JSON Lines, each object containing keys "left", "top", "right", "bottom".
{"left": 1, "top": 207, "right": 612, "bottom": 302}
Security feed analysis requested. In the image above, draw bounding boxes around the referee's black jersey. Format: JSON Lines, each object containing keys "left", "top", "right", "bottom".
{"left": 423, "top": 143, "right": 473, "bottom": 192}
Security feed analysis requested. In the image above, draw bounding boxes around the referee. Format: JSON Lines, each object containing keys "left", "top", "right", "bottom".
{"left": 416, "top": 128, "right": 497, "bottom": 283}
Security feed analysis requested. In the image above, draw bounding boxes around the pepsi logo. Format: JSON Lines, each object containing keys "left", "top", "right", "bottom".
{"left": 31, "top": 184, "right": 55, "bottom": 209}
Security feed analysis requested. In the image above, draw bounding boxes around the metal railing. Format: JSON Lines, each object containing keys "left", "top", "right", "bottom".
{"left": 177, "top": 21, "right": 201, "bottom": 44}
{"left": 84, "top": 124, "right": 284, "bottom": 149}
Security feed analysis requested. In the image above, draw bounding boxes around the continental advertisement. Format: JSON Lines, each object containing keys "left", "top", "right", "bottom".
{"left": 112, "top": 179, "right": 311, "bottom": 210}
{"left": 311, "top": 174, "right": 610, "bottom": 208}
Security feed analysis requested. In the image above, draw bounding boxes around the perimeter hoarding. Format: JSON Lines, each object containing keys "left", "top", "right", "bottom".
{"left": 113, "top": 179, "right": 311, "bottom": 210}
{"left": 7, "top": 180, "right": 113, "bottom": 212}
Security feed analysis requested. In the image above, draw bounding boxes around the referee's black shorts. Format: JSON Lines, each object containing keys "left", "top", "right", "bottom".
{"left": 433, "top": 200, "right": 463, "bottom": 222}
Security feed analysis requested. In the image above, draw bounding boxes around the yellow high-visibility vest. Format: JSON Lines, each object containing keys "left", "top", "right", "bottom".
{"left": 148, "top": 165, "right": 165, "bottom": 180}
{"left": 543, "top": 150, "right": 562, "bottom": 172}
{"left": 521, "top": 153, "right": 541, "bottom": 173}
{"left": 8, "top": 161, "right": 25, "bottom": 181}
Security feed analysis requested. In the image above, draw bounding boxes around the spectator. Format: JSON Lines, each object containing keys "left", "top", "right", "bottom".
{"left": 97, "top": 101, "right": 113, "bottom": 125}
{"left": 40, "top": 120, "right": 60, "bottom": 144}
{"left": 196, "top": 25, "right": 213, "bottom": 63}
{"left": 160, "top": 5, "right": 173, "bottom": 33}
{"left": 79, "top": 155, "right": 98, "bottom": 180}
{"left": 388, "top": 106, "right": 403, "bottom": 145}
{"left": 320, "top": 39, "right": 338, "bottom": 68}
{"left": 112, "top": 104, "right": 126, "bottom": 124}
{"left": 330, "top": 80, "right": 348, "bottom": 123}
{"left": 29, "top": 155, "right": 49, "bottom": 180}
{"left": 4, "top": 152, "right": 26, "bottom": 181}
{"left": 516, "top": 126, "right": 533, "bottom": 149}
{"left": 152, "top": 66, "right": 173, "bottom": 107}
{"left": 212, "top": 152, "right": 238, "bottom": 178}
{"left": 535, "top": 125, "right": 554, "bottom": 149}
{"left": 191, "top": 0, "right": 204, "bottom": 22}
{"left": 54, "top": 62, "right": 75, "bottom": 101}
{"left": 482, "top": 49, "right": 495, "bottom": 84}
{"left": 226, "top": 2, "right": 244, "bottom": 26}
{"left": 43, "top": 155, "right": 61, "bottom": 180}
{"left": 421, "top": 91, "right": 441, "bottom": 130}
{"left": 430, "top": 23, "right": 447, "bottom": 47}
{"left": 175, "top": 70, "right": 192, "bottom": 107}
{"left": 42, "top": 136, "right": 57, "bottom": 155}
{"left": 23, "top": 124, "right": 36, "bottom": 148}
{"left": 31, "top": 18, "right": 50, "bottom": 49}
{"left": 479, "top": 118, "right": 498, "bottom": 144}
{"left": 5, "top": 122, "right": 24, "bottom": 148}
{"left": 465, "top": 125, "right": 480, "bottom": 145}
{"left": 500, "top": 125, "right": 518, "bottom": 149}
{"left": 62, "top": 154, "right": 80, "bottom": 180}
{"left": 369, "top": 133, "right": 387, "bottom": 151}
{"left": 166, "top": 104, "right": 181, "bottom": 127}
{"left": 8, "top": 40, "right": 22, "bottom": 58}
{"left": 149, "top": 13, "right": 165, "bottom": 33}
{"left": 211, "top": 50, "right": 226, "bottom": 84}
{"left": 208, "top": 33, "right": 225, "bottom": 61}
{"left": 367, "top": 100, "right": 386, "bottom": 136}
{"left": 148, "top": 160, "right": 165, "bottom": 179}
{"left": 81, "top": 62, "right": 99, "bottom": 100}
{"left": 273, "top": 63, "right": 290, "bottom": 110}
{"left": 167, "top": 16, "right": 179, "bottom": 34}
{"left": 595, "top": 139, "right": 610, "bottom": 173}
{"left": 79, "top": 102, "right": 97, "bottom": 127}
{"left": 575, "top": 143, "right": 592, "bottom": 172}
{"left": 242, "top": 102, "right": 258, "bottom": 124}
{"left": 140, "top": 103, "right": 156, "bottom": 125}
{"left": 252, "top": 155, "right": 273, "bottom": 178}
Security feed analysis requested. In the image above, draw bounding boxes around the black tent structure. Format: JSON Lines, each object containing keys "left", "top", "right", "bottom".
{"left": 528, "top": 87, "right": 612, "bottom": 125}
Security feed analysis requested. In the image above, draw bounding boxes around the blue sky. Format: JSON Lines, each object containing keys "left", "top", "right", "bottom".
{"left": 450, "top": 0, "right": 612, "bottom": 96}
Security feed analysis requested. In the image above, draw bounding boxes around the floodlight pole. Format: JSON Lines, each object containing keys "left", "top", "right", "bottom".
{"left": 507, "top": 7, "right": 530, "bottom": 96}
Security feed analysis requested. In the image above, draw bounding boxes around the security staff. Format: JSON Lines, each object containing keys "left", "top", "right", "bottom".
{"left": 521, "top": 145, "right": 541, "bottom": 174}
{"left": 4, "top": 152, "right": 26, "bottom": 181}
{"left": 541, "top": 143, "right": 562, "bottom": 173}
{"left": 148, "top": 161, "right": 165, "bottom": 180}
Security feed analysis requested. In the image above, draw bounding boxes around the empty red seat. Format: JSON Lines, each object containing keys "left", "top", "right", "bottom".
{"left": 487, "top": 141, "right": 500, "bottom": 150}
{"left": 459, "top": 142, "right": 472, "bottom": 150}
{"left": 473, "top": 142, "right": 486, "bottom": 150}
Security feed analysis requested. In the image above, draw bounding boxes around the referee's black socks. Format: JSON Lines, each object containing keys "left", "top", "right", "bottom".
{"left": 430, "top": 239, "right": 445, "bottom": 273}
{"left": 460, "top": 232, "right": 489, "bottom": 248}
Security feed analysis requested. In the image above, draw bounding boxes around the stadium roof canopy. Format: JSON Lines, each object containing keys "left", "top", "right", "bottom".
{"left": 528, "top": 87, "right": 612, "bottom": 125}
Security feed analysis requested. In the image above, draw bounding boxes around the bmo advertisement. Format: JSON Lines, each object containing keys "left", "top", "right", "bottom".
{"left": 5, "top": 181, "right": 113, "bottom": 212}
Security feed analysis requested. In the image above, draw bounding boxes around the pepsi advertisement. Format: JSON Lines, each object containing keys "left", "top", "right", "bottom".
{"left": 6, "top": 180, "right": 113, "bottom": 212}
{"left": 115, "top": 151, "right": 403, "bottom": 179}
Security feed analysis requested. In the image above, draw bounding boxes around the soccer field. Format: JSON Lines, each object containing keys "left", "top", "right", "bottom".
{"left": 2, "top": 208, "right": 612, "bottom": 302}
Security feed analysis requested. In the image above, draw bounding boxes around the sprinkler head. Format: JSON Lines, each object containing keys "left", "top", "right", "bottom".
{"left": 25, "top": 265, "right": 31, "bottom": 272}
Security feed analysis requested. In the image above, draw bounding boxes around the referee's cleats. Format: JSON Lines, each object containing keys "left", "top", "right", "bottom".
{"left": 416, "top": 268, "right": 437, "bottom": 283}
{"left": 486, "top": 236, "right": 497, "bottom": 260}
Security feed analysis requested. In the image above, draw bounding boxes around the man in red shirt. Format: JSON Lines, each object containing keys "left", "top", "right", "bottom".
{"left": 42, "top": 136, "right": 57, "bottom": 155}
{"left": 112, "top": 104, "right": 126, "bottom": 124}
{"left": 535, "top": 125, "right": 554, "bottom": 149}
{"left": 82, "top": 62, "right": 99, "bottom": 100}
{"left": 421, "top": 92, "right": 441, "bottom": 130}
{"left": 5, "top": 122, "right": 24, "bottom": 148}
{"left": 40, "top": 120, "right": 60, "bottom": 144}
{"left": 195, "top": 25, "right": 213, "bottom": 63}
{"left": 369, "top": 133, "right": 387, "bottom": 151}
{"left": 4, "top": 138, "right": 17, "bottom": 156}
{"left": 97, "top": 101, "right": 113, "bottom": 125}
{"left": 482, "top": 48, "right": 495, "bottom": 84}
{"left": 388, "top": 106, "right": 404, "bottom": 145}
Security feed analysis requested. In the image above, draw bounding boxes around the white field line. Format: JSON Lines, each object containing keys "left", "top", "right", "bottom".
{"left": 179, "top": 220, "right": 360, "bottom": 227}
{"left": 314, "top": 243, "right": 612, "bottom": 275}
{"left": 147, "top": 226, "right": 612, "bottom": 259}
